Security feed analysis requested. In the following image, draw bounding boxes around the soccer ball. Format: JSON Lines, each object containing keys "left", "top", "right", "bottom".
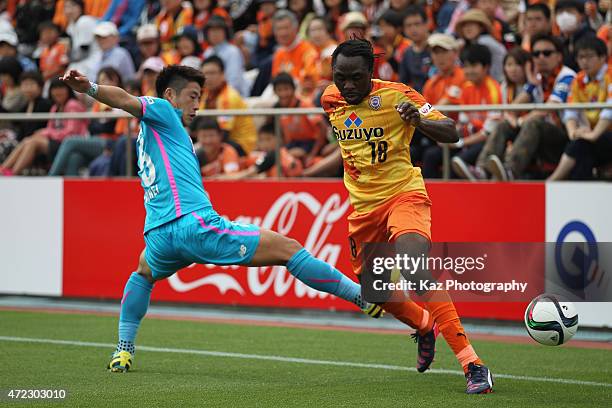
{"left": 524, "top": 294, "right": 578, "bottom": 346}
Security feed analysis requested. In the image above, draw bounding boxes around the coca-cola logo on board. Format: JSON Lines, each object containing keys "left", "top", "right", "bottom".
{"left": 168, "top": 192, "right": 351, "bottom": 298}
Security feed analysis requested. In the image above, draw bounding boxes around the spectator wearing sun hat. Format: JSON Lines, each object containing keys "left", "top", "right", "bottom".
{"left": 135, "top": 23, "right": 179, "bottom": 68}
{"left": 93, "top": 21, "right": 135, "bottom": 81}
{"left": 0, "top": 29, "right": 37, "bottom": 73}
{"left": 455, "top": 8, "right": 506, "bottom": 82}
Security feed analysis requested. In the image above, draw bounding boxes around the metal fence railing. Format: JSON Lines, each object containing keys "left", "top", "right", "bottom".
{"left": 1, "top": 102, "right": 610, "bottom": 179}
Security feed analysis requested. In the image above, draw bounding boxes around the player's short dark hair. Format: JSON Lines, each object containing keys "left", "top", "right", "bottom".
{"left": 377, "top": 9, "right": 403, "bottom": 28}
{"left": 155, "top": 64, "right": 205, "bottom": 98}
{"left": 272, "top": 72, "right": 295, "bottom": 89}
{"left": 403, "top": 5, "right": 427, "bottom": 22}
{"left": 20, "top": 70, "right": 44, "bottom": 88}
{"left": 332, "top": 39, "right": 375, "bottom": 73}
{"left": 531, "top": 33, "right": 564, "bottom": 53}
{"left": 555, "top": 0, "right": 584, "bottom": 14}
{"left": 190, "top": 116, "right": 222, "bottom": 132}
{"left": 461, "top": 44, "right": 492, "bottom": 67}
{"left": 259, "top": 122, "right": 275, "bottom": 135}
{"left": 526, "top": 3, "right": 551, "bottom": 20}
{"left": 575, "top": 35, "right": 608, "bottom": 57}
{"left": 202, "top": 55, "right": 225, "bottom": 72}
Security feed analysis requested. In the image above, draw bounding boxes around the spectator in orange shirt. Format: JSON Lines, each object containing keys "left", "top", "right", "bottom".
{"left": 272, "top": 73, "right": 326, "bottom": 164}
{"left": 201, "top": 56, "right": 257, "bottom": 155}
{"left": 155, "top": 0, "right": 194, "bottom": 51}
{"left": 271, "top": 10, "right": 319, "bottom": 90}
{"left": 191, "top": 117, "right": 240, "bottom": 178}
{"left": 372, "top": 9, "right": 411, "bottom": 81}
{"left": 306, "top": 17, "right": 336, "bottom": 91}
{"left": 422, "top": 33, "right": 465, "bottom": 112}
{"left": 451, "top": 44, "right": 503, "bottom": 179}
{"left": 38, "top": 22, "right": 69, "bottom": 82}
{"left": 420, "top": 33, "right": 465, "bottom": 177}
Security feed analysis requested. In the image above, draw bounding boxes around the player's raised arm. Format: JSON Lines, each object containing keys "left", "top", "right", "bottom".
{"left": 395, "top": 102, "right": 459, "bottom": 144}
{"left": 61, "top": 70, "right": 142, "bottom": 119}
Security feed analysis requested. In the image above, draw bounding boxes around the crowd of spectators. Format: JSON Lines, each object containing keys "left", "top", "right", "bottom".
{"left": 0, "top": 0, "right": 609, "bottom": 181}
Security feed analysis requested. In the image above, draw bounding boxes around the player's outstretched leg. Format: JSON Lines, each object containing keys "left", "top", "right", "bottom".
{"left": 249, "top": 229, "right": 383, "bottom": 317}
{"left": 108, "top": 250, "right": 154, "bottom": 373}
{"left": 395, "top": 233, "right": 494, "bottom": 393}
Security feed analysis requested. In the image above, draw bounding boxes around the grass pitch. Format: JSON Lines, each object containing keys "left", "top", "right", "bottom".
{"left": 0, "top": 310, "right": 610, "bottom": 407}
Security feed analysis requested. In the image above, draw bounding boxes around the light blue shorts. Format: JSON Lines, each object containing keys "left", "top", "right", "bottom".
{"left": 144, "top": 209, "right": 261, "bottom": 279}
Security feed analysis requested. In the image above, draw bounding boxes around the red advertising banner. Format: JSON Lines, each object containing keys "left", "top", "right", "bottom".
{"left": 63, "top": 180, "right": 544, "bottom": 319}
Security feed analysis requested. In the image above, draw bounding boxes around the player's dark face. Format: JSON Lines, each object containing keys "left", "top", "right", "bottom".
{"left": 333, "top": 54, "right": 372, "bottom": 105}
{"left": 175, "top": 82, "right": 202, "bottom": 125}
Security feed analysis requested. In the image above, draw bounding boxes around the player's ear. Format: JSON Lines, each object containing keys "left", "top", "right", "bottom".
{"left": 163, "top": 87, "right": 178, "bottom": 107}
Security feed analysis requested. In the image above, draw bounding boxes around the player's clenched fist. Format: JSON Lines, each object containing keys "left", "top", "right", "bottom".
{"left": 395, "top": 102, "right": 421, "bottom": 127}
{"left": 61, "top": 69, "right": 92, "bottom": 94}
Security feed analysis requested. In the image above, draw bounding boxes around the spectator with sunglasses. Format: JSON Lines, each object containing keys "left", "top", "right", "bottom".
{"left": 483, "top": 34, "right": 576, "bottom": 180}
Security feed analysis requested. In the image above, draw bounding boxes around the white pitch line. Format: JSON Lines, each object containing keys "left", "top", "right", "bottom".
{"left": 1, "top": 335, "right": 611, "bottom": 388}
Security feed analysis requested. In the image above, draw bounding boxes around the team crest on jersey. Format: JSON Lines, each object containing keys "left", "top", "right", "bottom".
{"left": 368, "top": 95, "right": 382, "bottom": 110}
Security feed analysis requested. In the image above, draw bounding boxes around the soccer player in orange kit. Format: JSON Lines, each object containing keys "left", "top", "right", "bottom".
{"left": 321, "top": 39, "right": 494, "bottom": 394}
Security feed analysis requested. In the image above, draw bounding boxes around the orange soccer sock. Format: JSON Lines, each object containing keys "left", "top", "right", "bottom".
{"left": 422, "top": 290, "right": 483, "bottom": 373}
{"left": 382, "top": 300, "right": 433, "bottom": 334}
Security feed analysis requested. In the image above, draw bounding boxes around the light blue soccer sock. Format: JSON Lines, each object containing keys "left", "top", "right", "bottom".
{"left": 286, "top": 248, "right": 368, "bottom": 308}
{"left": 116, "top": 272, "right": 153, "bottom": 355}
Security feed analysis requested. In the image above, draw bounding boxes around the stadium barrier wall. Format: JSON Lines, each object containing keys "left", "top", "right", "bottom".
{"left": 0, "top": 179, "right": 610, "bottom": 327}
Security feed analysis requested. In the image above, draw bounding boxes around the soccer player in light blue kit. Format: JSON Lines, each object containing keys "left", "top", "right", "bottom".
{"left": 61, "top": 66, "right": 383, "bottom": 372}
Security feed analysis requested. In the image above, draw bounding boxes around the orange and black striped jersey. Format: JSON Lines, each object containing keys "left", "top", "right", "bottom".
{"left": 321, "top": 79, "right": 447, "bottom": 213}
